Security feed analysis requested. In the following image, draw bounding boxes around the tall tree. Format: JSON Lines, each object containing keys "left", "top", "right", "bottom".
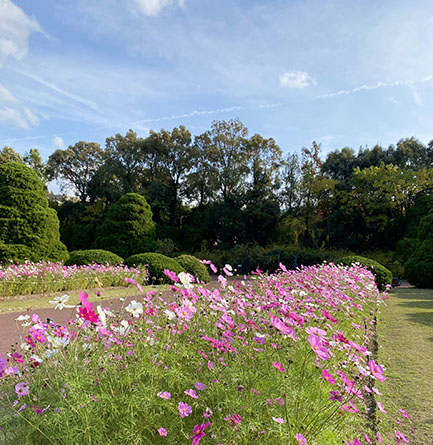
{"left": 198, "top": 119, "right": 250, "bottom": 201}
{"left": 146, "top": 126, "right": 196, "bottom": 225}
{"left": 46, "top": 141, "right": 104, "bottom": 202}
{"left": 0, "top": 146, "right": 23, "bottom": 163}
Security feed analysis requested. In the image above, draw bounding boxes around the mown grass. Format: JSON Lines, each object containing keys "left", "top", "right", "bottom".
{"left": 0, "top": 285, "right": 169, "bottom": 314}
{"left": 377, "top": 287, "right": 433, "bottom": 444}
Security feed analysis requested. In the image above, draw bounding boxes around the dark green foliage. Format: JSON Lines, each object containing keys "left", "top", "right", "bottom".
{"left": 340, "top": 255, "right": 392, "bottom": 291}
{"left": 404, "top": 212, "right": 433, "bottom": 288}
{"left": 395, "top": 238, "right": 419, "bottom": 265}
{"left": 175, "top": 254, "right": 211, "bottom": 283}
{"left": 94, "top": 193, "right": 156, "bottom": 259}
{"left": 65, "top": 249, "right": 124, "bottom": 266}
{"left": 405, "top": 240, "right": 433, "bottom": 288}
{"left": 405, "top": 195, "right": 433, "bottom": 238}
{"left": 0, "top": 162, "right": 68, "bottom": 263}
{"left": 124, "top": 252, "right": 185, "bottom": 283}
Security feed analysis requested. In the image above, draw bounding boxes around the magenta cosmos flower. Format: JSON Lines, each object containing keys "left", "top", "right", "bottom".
{"left": 157, "top": 391, "right": 171, "bottom": 399}
{"left": 322, "top": 369, "right": 336, "bottom": 384}
{"left": 178, "top": 401, "right": 192, "bottom": 418}
{"left": 189, "top": 421, "right": 210, "bottom": 445}
{"left": 295, "top": 433, "right": 307, "bottom": 444}
{"left": 157, "top": 427, "right": 167, "bottom": 436}
{"left": 184, "top": 389, "right": 199, "bottom": 399}
{"left": 194, "top": 382, "right": 206, "bottom": 391}
{"left": 308, "top": 335, "right": 329, "bottom": 360}
{"left": 15, "top": 382, "right": 30, "bottom": 398}
{"left": 368, "top": 360, "right": 386, "bottom": 381}
{"left": 272, "top": 361, "right": 286, "bottom": 372}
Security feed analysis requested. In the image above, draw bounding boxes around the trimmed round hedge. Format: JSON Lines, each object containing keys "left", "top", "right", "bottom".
{"left": 65, "top": 249, "right": 124, "bottom": 266}
{"left": 176, "top": 254, "right": 211, "bottom": 283}
{"left": 340, "top": 255, "right": 392, "bottom": 291}
{"left": 124, "top": 253, "right": 186, "bottom": 283}
{"left": 405, "top": 240, "right": 433, "bottom": 288}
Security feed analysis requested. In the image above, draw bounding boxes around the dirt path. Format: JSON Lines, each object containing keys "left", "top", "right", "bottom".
{"left": 377, "top": 287, "right": 433, "bottom": 444}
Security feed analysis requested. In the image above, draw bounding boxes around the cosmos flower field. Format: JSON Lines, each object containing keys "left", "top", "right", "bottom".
{"left": 0, "top": 261, "right": 142, "bottom": 298}
{"left": 0, "top": 263, "right": 413, "bottom": 444}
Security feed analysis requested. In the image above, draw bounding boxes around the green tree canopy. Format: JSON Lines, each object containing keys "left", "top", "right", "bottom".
{"left": 94, "top": 193, "right": 156, "bottom": 258}
{"left": 0, "top": 162, "right": 68, "bottom": 263}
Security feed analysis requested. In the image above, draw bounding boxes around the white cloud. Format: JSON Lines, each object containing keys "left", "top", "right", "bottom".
{"left": 52, "top": 136, "right": 65, "bottom": 149}
{"left": 0, "top": 83, "right": 17, "bottom": 102}
{"left": 14, "top": 69, "right": 100, "bottom": 111}
{"left": 131, "top": 0, "right": 185, "bottom": 16}
{"left": 316, "top": 75, "right": 433, "bottom": 106}
{"left": 279, "top": 70, "right": 316, "bottom": 88}
{"left": 0, "top": 106, "right": 34, "bottom": 128}
{"left": 0, "top": 0, "right": 43, "bottom": 67}
{"left": 133, "top": 105, "right": 244, "bottom": 124}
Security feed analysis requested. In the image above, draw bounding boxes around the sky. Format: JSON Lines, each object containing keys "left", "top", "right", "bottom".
{"left": 2, "top": 0, "right": 433, "bottom": 166}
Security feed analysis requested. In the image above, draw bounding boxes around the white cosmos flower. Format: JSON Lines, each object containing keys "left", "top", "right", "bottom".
{"left": 224, "top": 264, "right": 233, "bottom": 271}
{"left": 178, "top": 272, "right": 194, "bottom": 289}
{"left": 49, "top": 294, "right": 74, "bottom": 310}
{"left": 125, "top": 300, "right": 143, "bottom": 318}
{"left": 111, "top": 320, "right": 130, "bottom": 336}
{"left": 164, "top": 309, "right": 176, "bottom": 320}
{"left": 15, "top": 315, "right": 31, "bottom": 326}
{"left": 96, "top": 305, "right": 107, "bottom": 327}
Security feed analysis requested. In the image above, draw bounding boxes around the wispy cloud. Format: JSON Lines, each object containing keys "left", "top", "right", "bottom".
{"left": 0, "top": 84, "right": 18, "bottom": 102}
{"left": 316, "top": 75, "right": 433, "bottom": 105}
{"left": 133, "top": 105, "right": 244, "bottom": 125}
{"left": 0, "top": 0, "right": 44, "bottom": 67}
{"left": 0, "top": 106, "right": 35, "bottom": 129}
{"left": 130, "top": 0, "right": 185, "bottom": 17}
{"left": 279, "top": 70, "right": 316, "bottom": 89}
{"left": 52, "top": 136, "right": 65, "bottom": 148}
{"left": 13, "top": 69, "right": 100, "bottom": 111}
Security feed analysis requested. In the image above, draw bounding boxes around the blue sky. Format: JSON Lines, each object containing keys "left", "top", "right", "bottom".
{"left": 2, "top": 0, "right": 433, "bottom": 166}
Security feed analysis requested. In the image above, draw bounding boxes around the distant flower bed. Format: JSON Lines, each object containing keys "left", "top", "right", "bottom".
{"left": 0, "top": 263, "right": 413, "bottom": 444}
{"left": 0, "top": 260, "right": 143, "bottom": 298}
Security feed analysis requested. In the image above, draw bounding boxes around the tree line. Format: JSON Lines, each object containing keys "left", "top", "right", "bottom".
{"left": 2, "top": 119, "right": 433, "bottom": 255}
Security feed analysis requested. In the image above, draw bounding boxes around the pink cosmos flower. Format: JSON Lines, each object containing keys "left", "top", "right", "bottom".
{"left": 394, "top": 431, "right": 409, "bottom": 443}
{"left": 184, "top": 389, "right": 199, "bottom": 399}
{"left": 178, "top": 401, "right": 192, "bottom": 418}
{"left": 272, "top": 361, "right": 286, "bottom": 372}
{"left": 78, "top": 307, "right": 99, "bottom": 323}
{"left": 10, "top": 352, "right": 23, "bottom": 363}
{"left": 224, "top": 413, "right": 242, "bottom": 426}
{"left": 163, "top": 269, "right": 179, "bottom": 282}
{"left": 270, "top": 315, "right": 292, "bottom": 335}
{"left": 0, "top": 355, "right": 8, "bottom": 372}
{"left": 400, "top": 409, "right": 411, "bottom": 419}
{"left": 203, "top": 407, "right": 213, "bottom": 418}
{"left": 368, "top": 360, "right": 386, "bottom": 381}
{"left": 329, "top": 390, "right": 342, "bottom": 401}
{"left": 157, "top": 391, "right": 171, "bottom": 399}
{"left": 377, "top": 401, "right": 387, "bottom": 413}
{"left": 195, "top": 382, "right": 206, "bottom": 391}
{"left": 295, "top": 433, "right": 307, "bottom": 444}
{"left": 15, "top": 382, "right": 30, "bottom": 398}
{"left": 376, "top": 432, "right": 382, "bottom": 443}
{"left": 79, "top": 291, "right": 93, "bottom": 311}
{"left": 189, "top": 421, "right": 210, "bottom": 445}
{"left": 272, "top": 417, "right": 285, "bottom": 423}
{"left": 158, "top": 427, "right": 167, "bottom": 436}
{"left": 209, "top": 263, "right": 218, "bottom": 273}
{"left": 322, "top": 369, "right": 336, "bottom": 384}
{"left": 308, "top": 335, "right": 329, "bottom": 360}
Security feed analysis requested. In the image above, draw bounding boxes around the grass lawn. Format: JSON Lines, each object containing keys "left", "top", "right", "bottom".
{"left": 377, "top": 287, "right": 433, "bottom": 444}
{"left": 0, "top": 285, "right": 169, "bottom": 314}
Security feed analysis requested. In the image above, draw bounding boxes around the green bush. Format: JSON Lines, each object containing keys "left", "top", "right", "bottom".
{"left": 0, "top": 162, "right": 68, "bottom": 263}
{"left": 340, "top": 255, "right": 392, "bottom": 291}
{"left": 175, "top": 254, "right": 211, "bottom": 283}
{"left": 124, "top": 253, "right": 185, "bottom": 283}
{"left": 65, "top": 249, "right": 124, "bottom": 266}
{"left": 94, "top": 193, "right": 155, "bottom": 259}
{"left": 405, "top": 239, "right": 433, "bottom": 288}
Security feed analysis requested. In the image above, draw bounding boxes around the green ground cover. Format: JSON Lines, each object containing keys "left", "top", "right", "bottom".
{"left": 0, "top": 285, "right": 168, "bottom": 314}
{"left": 377, "top": 287, "right": 433, "bottom": 443}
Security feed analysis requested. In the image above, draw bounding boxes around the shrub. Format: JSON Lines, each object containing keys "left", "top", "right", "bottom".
{"left": 94, "top": 193, "right": 155, "bottom": 259}
{"left": 340, "top": 255, "right": 392, "bottom": 290}
{"left": 65, "top": 249, "right": 124, "bottom": 266}
{"left": 175, "top": 254, "right": 211, "bottom": 283}
{"left": 0, "top": 162, "right": 68, "bottom": 263}
{"left": 124, "top": 252, "right": 185, "bottom": 283}
{"left": 405, "top": 239, "right": 433, "bottom": 288}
